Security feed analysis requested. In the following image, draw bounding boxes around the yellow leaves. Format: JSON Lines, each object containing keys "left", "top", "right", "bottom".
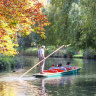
{"left": 25, "top": 31, "right": 31, "bottom": 35}
{"left": 38, "top": 27, "right": 41, "bottom": 30}
{"left": 14, "top": 43, "right": 19, "bottom": 47}
{"left": 40, "top": 33, "right": 46, "bottom": 39}
{"left": 0, "top": 35, "right": 18, "bottom": 56}
{"left": 0, "top": 21, "right": 15, "bottom": 36}
{"left": 0, "top": 0, "right": 50, "bottom": 56}
{"left": 22, "top": 0, "right": 34, "bottom": 10}
{"left": 44, "top": 22, "right": 51, "bottom": 26}
{"left": 41, "top": 32, "right": 45, "bottom": 34}
{"left": 0, "top": 83, "right": 17, "bottom": 96}
{"left": 31, "top": 29, "right": 35, "bottom": 32}
{"left": 40, "top": 31, "right": 46, "bottom": 39}
{"left": 32, "top": 21, "right": 36, "bottom": 25}
{"left": 37, "top": 31, "right": 40, "bottom": 33}
{"left": 47, "top": 22, "right": 51, "bottom": 25}
{"left": 0, "top": 21, "right": 8, "bottom": 28}
{"left": 24, "top": 17, "right": 32, "bottom": 25}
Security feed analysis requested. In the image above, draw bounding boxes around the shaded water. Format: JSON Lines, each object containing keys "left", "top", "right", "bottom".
{"left": 0, "top": 56, "right": 96, "bottom": 96}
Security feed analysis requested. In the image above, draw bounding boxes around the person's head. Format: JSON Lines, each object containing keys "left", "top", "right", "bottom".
{"left": 52, "top": 64, "right": 55, "bottom": 67}
{"left": 58, "top": 63, "right": 62, "bottom": 67}
{"left": 41, "top": 45, "right": 45, "bottom": 49}
{"left": 66, "top": 62, "right": 71, "bottom": 65}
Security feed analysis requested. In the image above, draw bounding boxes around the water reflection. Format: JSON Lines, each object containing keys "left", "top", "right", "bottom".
{"left": 0, "top": 74, "right": 96, "bottom": 96}
{"left": 37, "top": 75, "right": 78, "bottom": 96}
{"left": 0, "top": 57, "right": 96, "bottom": 96}
{"left": 0, "top": 75, "right": 52, "bottom": 96}
{"left": 0, "top": 81, "right": 18, "bottom": 96}
{"left": 39, "top": 79, "right": 46, "bottom": 96}
{"left": 0, "top": 79, "right": 40, "bottom": 96}
{"left": 37, "top": 74, "right": 96, "bottom": 96}
{"left": 43, "top": 76, "right": 73, "bottom": 86}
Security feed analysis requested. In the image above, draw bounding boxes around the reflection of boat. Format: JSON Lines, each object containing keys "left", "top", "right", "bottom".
{"left": 41, "top": 75, "right": 74, "bottom": 86}
{"left": 38, "top": 75, "right": 78, "bottom": 96}
{"left": 33, "top": 67, "right": 81, "bottom": 78}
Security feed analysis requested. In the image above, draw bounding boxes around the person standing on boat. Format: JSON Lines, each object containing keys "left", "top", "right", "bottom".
{"left": 38, "top": 45, "right": 45, "bottom": 74}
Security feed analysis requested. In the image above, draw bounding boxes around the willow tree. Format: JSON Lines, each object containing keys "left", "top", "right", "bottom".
{"left": 42, "top": 0, "right": 96, "bottom": 51}
{"left": 0, "top": 0, "right": 50, "bottom": 55}
{"left": 41, "top": 0, "right": 75, "bottom": 46}
{"left": 68, "top": 0, "right": 96, "bottom": 50}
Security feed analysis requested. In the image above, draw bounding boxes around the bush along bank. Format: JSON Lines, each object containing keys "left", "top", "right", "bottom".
{"left": 0, "top": 55, "right": 27, "bottom": 72}
{"left": 19, "top": 46, "right": 76, "bottom": 58}
{"left": 83, "top": 48, "right": 96, "bottom": 59}
{"left": 20, "top": 46, "right": 75, "bottom": 58}
{"left": 20, "top": 46, "right": 56, "bottom": 56}
{"left": 0, "top": 55, "right": 16, "bottom": 72}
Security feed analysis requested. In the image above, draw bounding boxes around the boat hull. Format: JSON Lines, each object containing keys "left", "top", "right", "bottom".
{"left": 33, "top": 67, "right": 81, "bottom": 78}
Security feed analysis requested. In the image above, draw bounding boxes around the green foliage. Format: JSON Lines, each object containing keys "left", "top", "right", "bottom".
{"left": 17, "top": 0, "right": 96, "bottom": 52}
{"left": 68, "top": 0, "right": 96, "bottom": 50}
{"left": 52, "top": 49, "right": 65, "bottom": 57}
{"left": 43, "top": 0, "right": 96, "bottom": 51}
{"left": 73, "top": 50, "right": 83, "bottom": 58}
{"left": 0, "top": 56, "right": 15, "bottom": 71}
{"left": 45, "top": 46, "right": 56, "bottom": 55}
{"left": 42, "top": 0, "right": 74, "bottom": 46}
{"left": 64, "top": 47, "right": 76, "bottom": 57}
{"left": 83, "top": 48, "right": 96, "bottom": 59}
{"left": 18, "top": 32, "right": 41, "bottom": 50}
{"left": 22, "top": 46, "right": 56, "bottom": 56}
{"left": 22, "top": 47, "right": 38, "bottom": 56}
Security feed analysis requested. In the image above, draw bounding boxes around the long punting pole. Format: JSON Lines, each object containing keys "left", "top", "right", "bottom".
{"left": 19, "top": 45, "right": 70, "bottom": 78}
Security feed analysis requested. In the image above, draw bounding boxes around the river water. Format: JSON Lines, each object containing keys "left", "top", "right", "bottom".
{"left": 0, "top": 56, "right": 96, "bottom": 96}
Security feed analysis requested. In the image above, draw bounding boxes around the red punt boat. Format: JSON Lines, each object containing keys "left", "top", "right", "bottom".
{"left": 33, "top": 67, "right": 81, "bottom": 78}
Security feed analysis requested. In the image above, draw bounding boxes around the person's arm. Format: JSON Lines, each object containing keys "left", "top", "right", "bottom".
{"left": 42, "top": 53, "right": 44, "bottom": 58}
{"left": 70, "top": 66, "right": 72, "bottom": 70}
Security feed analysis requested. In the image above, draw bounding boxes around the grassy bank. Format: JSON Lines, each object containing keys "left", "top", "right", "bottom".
{"left": 73, "top": 50, "right": 83, "bottom": 58}
{"left": 73, "top": 54, "right": 83, "bottom": 58}
{"left": 0, "top": 55, "right": 15, "bottom": 72}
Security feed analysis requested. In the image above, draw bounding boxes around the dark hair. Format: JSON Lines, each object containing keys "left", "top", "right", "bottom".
{"left": 66, "top": 62, "right": 71, "bottom": 65}
{"left": 52, "top": 64, "right": 55, "bottom": 67}
{"left": 58, "top": 63, "right": 62, "bottom": 67}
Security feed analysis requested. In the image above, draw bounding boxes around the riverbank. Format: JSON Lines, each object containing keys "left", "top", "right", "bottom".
{"left": 19, "top": 47, "right": 96, "bottom": 59}
{"left": 0, "top": 46, "right": 96, "bottom": 72}
{"left": 20, "top": 46, "right": 96, "bottom": 59}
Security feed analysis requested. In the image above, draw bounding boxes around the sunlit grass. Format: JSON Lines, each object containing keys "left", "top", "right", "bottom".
{"left": 73, "top": 54, "right": 83, "bottom": 58}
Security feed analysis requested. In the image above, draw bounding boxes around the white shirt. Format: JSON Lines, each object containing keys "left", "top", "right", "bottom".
{"left": 38, "top": 48, "right": 44, "bottom": 58}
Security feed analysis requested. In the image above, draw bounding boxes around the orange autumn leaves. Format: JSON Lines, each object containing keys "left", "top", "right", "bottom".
{"left": 0, "top": 0, "right": 50, "bottom": 56}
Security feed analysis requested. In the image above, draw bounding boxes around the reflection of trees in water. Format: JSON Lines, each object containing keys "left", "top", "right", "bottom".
{"left": 83, "top": 59, "right": 96, "bottom": 74}
{"left": 0, "top": 80, "right": 50, "bottom": 96}
{"left": 37, "top": 75, "right": 77, "bottom": 96}
{"left": 71, "top": 78, "right": 96, "bottom": 96}
{"left": 39, "top": 75, "right": 96, "bottom": 96}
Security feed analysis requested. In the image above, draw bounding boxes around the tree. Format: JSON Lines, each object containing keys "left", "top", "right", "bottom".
{"left": 43, "top": 0, "right": 96, "bottom": 51}
{"left": 41, "top": 0, "right": 74, "bottom": 46}
{"left": 68, "top": 0, "right": 96, "bottom": 50}
{"left": 0, "top": 0, "right": 50, "bottom": 55}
